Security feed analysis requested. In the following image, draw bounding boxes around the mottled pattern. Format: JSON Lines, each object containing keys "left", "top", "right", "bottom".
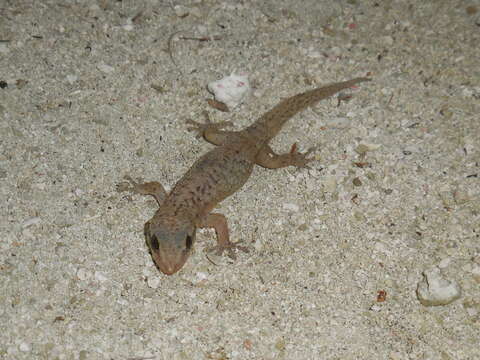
{"left": 166, "top": 147, "right": 254, "bottom": 221}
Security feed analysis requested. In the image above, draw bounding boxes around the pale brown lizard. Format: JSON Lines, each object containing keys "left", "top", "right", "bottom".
{"left": 119, "top": 77, "right": 371, "bottom": 275}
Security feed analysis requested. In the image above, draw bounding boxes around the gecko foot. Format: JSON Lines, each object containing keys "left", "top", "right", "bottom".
{"left": 117, "top": 175, "right": 152, "bottom": 194}
{"left": 116, "top": 175, "right": 138, "bottom": 193}
{"left": 207, "top": 240, "right": 249, "bottom": 260}
{"left": 186, "top": 111, "right": 233, "bottom": 139}
{"left": 287, "top": 143, "right": 317, "bottom": 168}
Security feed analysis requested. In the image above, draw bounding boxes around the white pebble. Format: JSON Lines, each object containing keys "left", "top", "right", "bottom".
{"left": 147, "top": 276, "right": 161, "bottom": 289}
{"left": 369, "top": 304, "right": 382, "bottom": 312}
{"left": 97, "top": 63, "right": 114, "bottom": 73}
{"left": 174, "top": 5, "right": 190, "bottom": 17}
{"left": 117, "top": 298, "right": 129, "bottom": 306}
{"left": 94, "top": 271, "right": 108, "bottom": 282}
{"left": 365, "top": 142, "right": 382, "bottom": 151}
{"left": 461, "top": 87, "right": 474, "bottom": 97}
{"left": 466, "top": 307, "right": 478, "bottom": 317}
{"left": 66, "top": 74, "right": 77, "bottom": 84}
{"left": 22, "top": 217, "right": 41, "bottom": 229}
{"left": 253, "top": 237, "right": 263, "bottom": 252}
{"left": 416, "top": 267, "right": 461, "bottom": 306}
{"left": 73, "top": 188, "right": 84, "bottom": 197}
{"left": 19, "top": 342, "right": 31, "bottom": 352}
{"left": 437, "top": 257, "right": 451, "bottom": 269}
{"left": 207, "top": 73, "right": 250, "bottom": 109}
{"left": 283, "top": 203, "right": 300, "bottom": 212}
{"left": 196, "top": 272, "right": 208, "bottom": 281}
{"left": 196, "top": 25, "right": 207, "bottom": 35}
{"left": 0, "top": 43, "right": 10, "bottom": 54}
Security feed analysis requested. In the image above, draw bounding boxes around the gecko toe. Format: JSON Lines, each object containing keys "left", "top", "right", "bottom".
{"left": 207, "top": 240, "right": 249, "bottom": 260}
{"left": 117, "top": 175, "right": 136, "bottom": 192}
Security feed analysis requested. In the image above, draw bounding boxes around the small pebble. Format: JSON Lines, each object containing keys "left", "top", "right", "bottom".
{"left": 253, "top": 237, "right": 263, "bottom": 252}
{"left": 416, "top": 266, "right": 461, "bottom": 306}
{"left": 73, "top": 188, "right": 84, "bottom": 197}
{"left": 207, "top": 73, "right": 250, "bottom": 109}
{"left": 283, "top": 203, "right": 300, "bottom": 212}
{"left": 19, "top": 342, "right": 31, "bottom": 352}
{"left": 437, "top": 257, "right": 451, "bottom": 269}
{"left": 22, "top": 217, "right": 41, "bottom": 229}
{"left": 0, "top": 43, "right": 9, "bottom": 54}
{"left": 94, "top": 271, "right": 108, "bottom": 282}
{"left": 369, "top": 304, "right": 382, "bottom": 312}
{"left": 196, "top": 272, "right": 208, "bottom": 281}
{"left": 355, "top": 144, "right": 369, "bottom": 155}
{"left": 147, "top": 276, "right": 161, "bottom": 289}
{"left": 355, "top": 143, "right": 381, "bottom": 155}
{"left": 174, "top": 5, "right": 190, "bottom": 17}
{"left": 466, "top": 307, "right": 478, "bottom": 317}
{"left": 66, "top": 74, "right": 77, "bottom": 84}
{"left": 196, "top": 25, "right": 207, "bottom": 35}
{"left": 97, "top": 63, "right": 114, "bottom": 74}
{"left": 389, "top": 352, "right": 402, "bottom": 360}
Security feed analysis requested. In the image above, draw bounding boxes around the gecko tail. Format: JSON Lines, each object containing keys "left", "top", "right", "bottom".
{"left": 246, "top": 77, "right": 371, "bottom": 144}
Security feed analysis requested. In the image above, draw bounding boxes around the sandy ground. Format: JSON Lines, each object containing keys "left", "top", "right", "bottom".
{"left": 1, "top": 0, "right": 479, "bottom": 359}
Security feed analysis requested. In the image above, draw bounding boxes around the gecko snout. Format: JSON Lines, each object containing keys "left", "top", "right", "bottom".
{"left": 144, "top": 220, "right": 196, "bottom": 275}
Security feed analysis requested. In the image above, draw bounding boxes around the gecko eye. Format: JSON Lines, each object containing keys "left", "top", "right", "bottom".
{"left": 149, "top": 234, "right": 159, "bottom": 250}
{"left": 185, "top": 235, "right": 193, "bottom": 250}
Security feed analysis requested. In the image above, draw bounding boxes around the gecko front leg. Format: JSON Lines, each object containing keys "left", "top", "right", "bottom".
{"left": 186, "top": 111, "right": 235, "bottom": 146}
{"left": 255, "top": 143, "right": 316, "bottom": 169}
{"left": 117, "top": 175, "right": 167, "bottom": 206}
{"left": 199, "top": 213, "right": 249, "bottom": 259}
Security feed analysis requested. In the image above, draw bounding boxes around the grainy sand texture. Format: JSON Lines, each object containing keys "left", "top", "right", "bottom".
{"left": 1, "top": 1, "right": 479, "bottom": 359}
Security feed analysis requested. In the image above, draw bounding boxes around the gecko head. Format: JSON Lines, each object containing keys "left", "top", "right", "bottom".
{"left": 144, "top": 217, "right": 196, "bottom": 275}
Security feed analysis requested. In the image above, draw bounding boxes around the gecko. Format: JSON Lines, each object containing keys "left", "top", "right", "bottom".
{"left": 119, "top": 77, "right": 371, "bottom": 275}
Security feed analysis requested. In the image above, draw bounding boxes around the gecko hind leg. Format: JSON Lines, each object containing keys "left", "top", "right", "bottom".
{"left": 255, "top": 143, "right": 317, "bottom": 169}
{"left": 200, "top": 213, "right": 249, "bottom": 260}
{"left": 117, "top": 175, "right": 167, "bottom": 206}
{"left": 186, "top": 111, "right": 234, "bottom": 146}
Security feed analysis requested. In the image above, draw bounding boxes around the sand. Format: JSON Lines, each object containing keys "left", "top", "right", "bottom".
{"left": 1, "top": 1, "right": 479, "bottom": 359}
